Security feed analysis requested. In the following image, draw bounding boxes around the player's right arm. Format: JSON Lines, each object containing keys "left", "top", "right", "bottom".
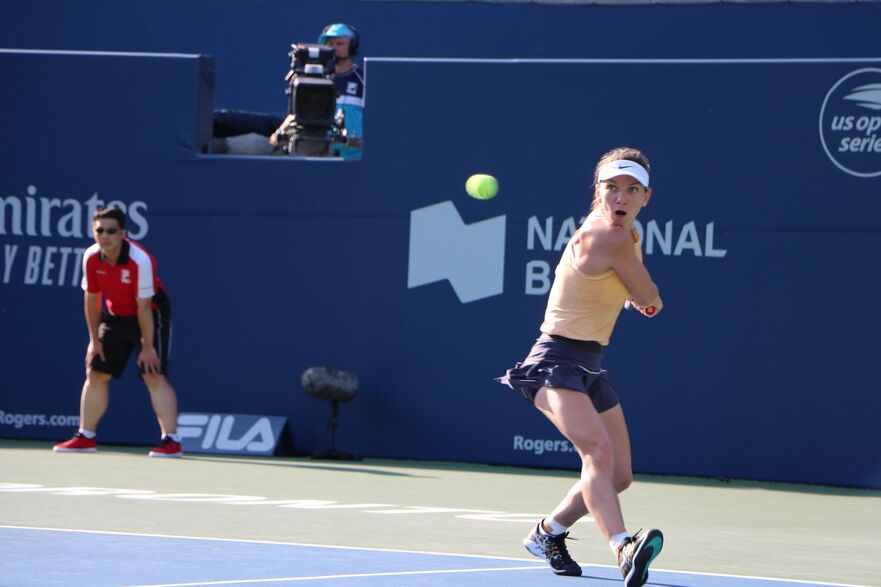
{"left": 602, "top": 228, "right": 663, "bottom": 314}
{"left": 84, "top": 291, "right": 105, "bottom": 366}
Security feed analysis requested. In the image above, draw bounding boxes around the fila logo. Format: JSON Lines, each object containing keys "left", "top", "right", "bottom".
{"left": 177, "top": 413, "right": 287, "bottom": 455}
{"left": 120, "top": 269, "right": 131, "bottom": 284}
{"left": 407, "top": 201, "right": 506, "bottom": 303}
{"left": 346, "top": 81, "right": 358, "bottom": 95}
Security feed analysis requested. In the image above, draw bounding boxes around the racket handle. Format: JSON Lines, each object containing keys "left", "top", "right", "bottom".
{"left": 626, "top": 300, "right": 658, "bottom": 317}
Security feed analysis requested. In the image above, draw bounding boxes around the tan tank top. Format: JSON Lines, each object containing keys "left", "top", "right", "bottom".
{"left": 540, "top": 227, "right": 641, "bottom": 346}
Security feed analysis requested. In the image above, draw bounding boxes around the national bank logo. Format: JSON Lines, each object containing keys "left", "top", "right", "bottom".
{"left": 407, "top": 201, "right": 506, "bottom": 303}
{"left": 819, "top": 68, "right": 881, "bottom": 178}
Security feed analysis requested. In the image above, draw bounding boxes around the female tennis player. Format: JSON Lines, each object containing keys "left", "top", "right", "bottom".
{"left": 498, "top": 147, "right": 664, "bottom": 586}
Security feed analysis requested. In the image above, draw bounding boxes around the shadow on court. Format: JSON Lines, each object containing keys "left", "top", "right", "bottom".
{"left": 183, "top": 455, "right": 431, "bottom": 478}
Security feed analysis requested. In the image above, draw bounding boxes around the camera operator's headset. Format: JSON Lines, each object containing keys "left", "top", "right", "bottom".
{"left": 318, "top": 23, "right": 359, "bottom": 57}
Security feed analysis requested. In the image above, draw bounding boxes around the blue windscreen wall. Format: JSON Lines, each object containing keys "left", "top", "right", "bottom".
{"left": 2, "top": 0, "right": 880, "bottom": 117}
{"left": 1, "top": 1, "right": 880, "bottom": 489}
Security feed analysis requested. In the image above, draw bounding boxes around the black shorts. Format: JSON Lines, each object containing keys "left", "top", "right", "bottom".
{"left": 496, "top": 333, "right": 619, "bottom": 413}
{"left": 90, "top": 306, "right": 172, "bottom": 378}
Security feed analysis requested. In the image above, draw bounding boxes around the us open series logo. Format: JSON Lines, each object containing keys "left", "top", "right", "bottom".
{"left": 819, "top": 67, "right": 881, "bottom": 178}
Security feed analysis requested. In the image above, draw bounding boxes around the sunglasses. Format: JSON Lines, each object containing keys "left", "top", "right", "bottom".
{"left": 95, "top": 227, "right": 120, "bottom": 235}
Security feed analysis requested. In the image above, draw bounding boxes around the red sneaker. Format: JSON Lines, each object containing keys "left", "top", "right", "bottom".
{"left": 149, "top": 437, "right": 183, "bottom": 458}
{"left": 53, "top": 432, "right": 97, "bottom": 453}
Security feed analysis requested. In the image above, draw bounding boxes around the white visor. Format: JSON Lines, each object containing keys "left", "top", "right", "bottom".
{"left": 596, "top": 160, "right": 649, "bottom": 188}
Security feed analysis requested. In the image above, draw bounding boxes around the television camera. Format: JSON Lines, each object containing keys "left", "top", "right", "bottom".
{"left": 273, "top": 44, "right": 352, "bottom": 157}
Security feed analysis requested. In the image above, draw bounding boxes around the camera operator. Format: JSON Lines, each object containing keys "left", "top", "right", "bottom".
{"left": 320, "top": 23, "right": 365, "bottom": 158}
{"left": 270, "top": 23, "right": 365, "bottom": 159}
{"left": 214, "top": 23, "right": 365, "bottom": 158}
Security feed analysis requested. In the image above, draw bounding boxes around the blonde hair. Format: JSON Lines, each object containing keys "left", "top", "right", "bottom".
{"left": 589, "top": 147, "right": 651, "bottom": 214}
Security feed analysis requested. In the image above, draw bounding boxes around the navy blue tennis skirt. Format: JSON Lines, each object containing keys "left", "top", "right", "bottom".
{"left": 497, "top": 333, "right": 619, "bottom": 413}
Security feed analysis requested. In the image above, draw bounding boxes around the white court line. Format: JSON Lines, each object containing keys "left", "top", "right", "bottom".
{"left": 125, "top": 566, "right": 547, "bottom": 587}
{"left": 1, "top": 525, "right": 873, "bottom": 587}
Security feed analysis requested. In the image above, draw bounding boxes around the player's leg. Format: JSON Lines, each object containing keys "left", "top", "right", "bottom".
{"left": 522, "top": 476, "right": 584, "bottom": 576}
{"left": 520, "top": 386, "right": 592, "bottom": 576}
{"left": 545, "top": 480, "right": 588, "bottom": 529}
{"left": 599, "top": 405, "right": 663, "bottom": 587}
{"left": 536, "top": 387, "right": 663, "bottom": 586}
{"left": 600, "top": 404, "right": 633, "bottom": 493}
{"left": 534, "top": 385, "right": 626, "bottom": 541}
{"left": 601, "top": 407, "right": 663, "bottom": 586}
{"left": 546, "top": 408, "right": 631, "bottom": 526}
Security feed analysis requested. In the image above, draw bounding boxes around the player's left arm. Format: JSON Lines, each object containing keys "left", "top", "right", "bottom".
{"left": 136, "top": 296, "right": 161, "bottom": 374}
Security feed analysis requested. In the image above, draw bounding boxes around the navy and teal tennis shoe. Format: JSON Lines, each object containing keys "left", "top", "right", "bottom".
{"left": 617, "top": 528, "right": 664, "bottom": 587}
{"left": 523, "top": 521, "right": 582, "bottom": 576}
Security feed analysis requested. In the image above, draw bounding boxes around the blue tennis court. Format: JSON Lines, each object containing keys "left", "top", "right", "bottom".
{"left": 0, "top": 526, "right": 869, "bottom": 587}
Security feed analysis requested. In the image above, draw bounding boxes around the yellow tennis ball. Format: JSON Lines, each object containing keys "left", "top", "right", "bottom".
{"left": 466, "top": 174, "right": 499, "bottom": 200}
